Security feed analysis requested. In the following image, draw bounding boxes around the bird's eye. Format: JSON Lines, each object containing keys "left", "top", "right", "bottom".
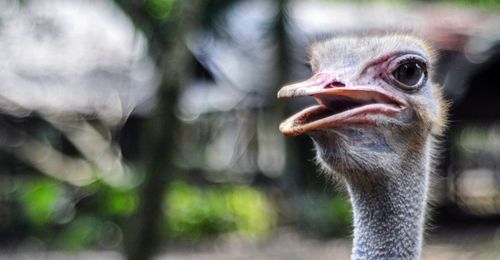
{"left": 392, "top": 61, "right": 425, "bottom": 88}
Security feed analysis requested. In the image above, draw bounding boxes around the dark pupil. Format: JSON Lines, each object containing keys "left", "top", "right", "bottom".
{"left": 393, "top": 62, "right": 423, "bottom": 86}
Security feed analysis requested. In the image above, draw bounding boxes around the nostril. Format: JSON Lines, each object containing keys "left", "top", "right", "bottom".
{"left": 324, "top": 81, "right": 346, "bottom": 89}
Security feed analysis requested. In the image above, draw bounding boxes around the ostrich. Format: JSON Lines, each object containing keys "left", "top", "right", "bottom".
{"left": 278, "top": 35, "right": 448, "bottom": 259}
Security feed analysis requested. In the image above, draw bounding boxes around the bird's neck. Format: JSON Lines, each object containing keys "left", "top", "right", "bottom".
{"left": 346, "top": 147, "right": 431, "bottom": 260}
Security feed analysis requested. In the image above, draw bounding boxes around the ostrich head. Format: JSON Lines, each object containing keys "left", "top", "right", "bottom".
{"left": 278, "top": 35, "right": 447, "bottom": 181}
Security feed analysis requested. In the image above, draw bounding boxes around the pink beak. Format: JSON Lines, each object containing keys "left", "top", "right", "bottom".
{"left": 277, "top": 72, "right": 407, "bottom": 136}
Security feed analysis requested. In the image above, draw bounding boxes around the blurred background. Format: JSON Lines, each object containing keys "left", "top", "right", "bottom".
{"left": 0, "top": 0, "right": 499, "bottom": 259}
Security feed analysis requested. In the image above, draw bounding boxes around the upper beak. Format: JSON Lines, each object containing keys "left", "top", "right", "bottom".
{"left": 278, "top": 72, "right": 405, "bottom": 105}
{"left": 277, "top": 73, "right": 334, "bottom": 98}
{"left": 277, "top": 72, "right": 407, "bottom": 136}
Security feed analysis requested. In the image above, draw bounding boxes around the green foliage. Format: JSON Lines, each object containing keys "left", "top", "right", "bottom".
{"left": 295, "top": 193, "right": 352, "bottom": 237}
{"left": 100, "top": 186, "right": 139, "bottom": 217}
{"left": 326, "top": 196, "right": 352, "bottom": 229}
{"left": 446, "top": 0, "right": 500, "bottom": 10}
{"left": 225, "top": 187, "right": 275, "bottom": 238}
{"left": 54, "top": 216, "right": 123, "bottom": 250}
{"left": 54, "top": 216, "right": 102, "bottom": 250}
{"left": 13, "top": 175, "right": 277, "bottom": 249}
{"left": 13, "top": 177, "right": 135, "bottom": 250}
{"left": 17, "top": 178, "right": 67, "bottom": 226}
{"left": 12, "top": 175, "right": 353, "bottom": 250}
{"left": 145, "top": 0, "right": 178, "bottom": 20}
{"left": 164, "top": 181, "right": 276, "bottom": 241}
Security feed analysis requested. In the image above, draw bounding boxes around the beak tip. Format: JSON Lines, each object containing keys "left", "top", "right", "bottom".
{"left": 279, "top": 120, "right": 301, "bottom": 136}
{"left": 277, "top": 88, "right": 288, "bottom": 99}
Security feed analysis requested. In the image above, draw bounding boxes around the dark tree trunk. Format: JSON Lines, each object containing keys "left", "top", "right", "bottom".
{"left": 114, "top": 1, "right": 203, "bottom": 259}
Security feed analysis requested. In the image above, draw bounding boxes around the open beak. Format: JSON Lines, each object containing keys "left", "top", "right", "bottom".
{"left": 277, "top": 73, "right": 407, "bottom": 136}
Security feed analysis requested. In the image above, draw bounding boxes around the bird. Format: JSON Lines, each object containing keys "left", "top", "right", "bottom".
{"left": 277, "top": 35, "right": 448, "bottom": 259}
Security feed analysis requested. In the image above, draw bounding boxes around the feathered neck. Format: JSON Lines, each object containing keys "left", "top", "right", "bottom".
{"left": 346, "top": 139, "right": 433, "bottom": 260}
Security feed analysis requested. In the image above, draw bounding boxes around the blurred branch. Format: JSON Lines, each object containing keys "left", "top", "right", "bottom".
{"left": 0, "top": 115, "right": 132, "bottom": 187}
{"left": 0, "top": 116, "right": 96, "bottom": 186}
{"left": 0, "top": 90, "right": 129, "bottom": 187}
{"left": 43, "top": 116, "right": 131, "bottom": 187}
{"left": 13, "top": 136, "right": 96, "bottom": 186}
{"left": 270, "top": 0, "right": 307, "bottom": 193}
{"left": 0, "top": 92, "right": 127, "bottom": 187}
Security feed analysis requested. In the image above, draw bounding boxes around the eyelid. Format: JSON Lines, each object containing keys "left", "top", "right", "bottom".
{"left": 357, "top": 51, "right": 426, "bottom": 78}
{"left": 388, "top": 55, "right": 427, "bottom": 73}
